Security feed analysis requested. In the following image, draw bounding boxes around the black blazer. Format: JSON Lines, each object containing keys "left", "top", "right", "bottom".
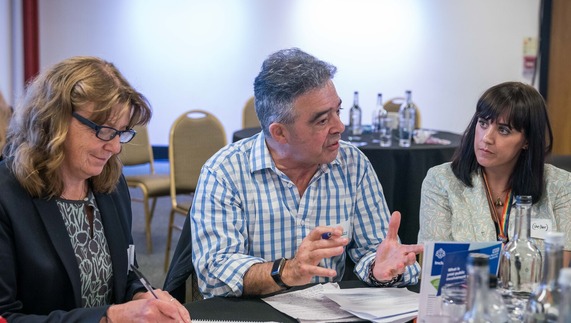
{"left": 0, "top": 160, "right": 144, "bottom": 322}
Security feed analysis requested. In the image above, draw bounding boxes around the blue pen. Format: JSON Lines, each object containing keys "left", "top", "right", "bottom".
{"left": 321, "top": 232, "right": 332, "bottom": 240}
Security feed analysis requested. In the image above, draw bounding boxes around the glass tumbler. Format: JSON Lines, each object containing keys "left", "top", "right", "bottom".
{"left": 440, "top": 283, "right": 467, "bottom": 320}
{"left": 379, "top": 117, "right": 392, "bottom": 147}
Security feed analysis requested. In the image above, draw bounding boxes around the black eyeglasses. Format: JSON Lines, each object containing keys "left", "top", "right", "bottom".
{"left": 72, "top": 112, "right": 136, "bottom": 143}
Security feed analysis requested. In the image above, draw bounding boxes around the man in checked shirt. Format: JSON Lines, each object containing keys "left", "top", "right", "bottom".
{"left": 183, "top": 48, "right": 423, "bottom": 298}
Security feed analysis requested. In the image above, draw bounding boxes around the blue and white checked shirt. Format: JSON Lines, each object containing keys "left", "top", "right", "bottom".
{"left": 190, "top": 132, "right": 421, "bottom": 297}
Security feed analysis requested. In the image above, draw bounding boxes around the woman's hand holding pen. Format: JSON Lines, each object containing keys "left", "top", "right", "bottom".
{"left": 106, "top": 265, "right": 191, "bottom": 323}
{"left": 105, "top": 292, "right": 191, "bottom": 323}
{"left": 282, "top": 226, "right": 348, "bottom": 287}
{"left": 136, "top": 288, "right": 191, "bottom": 323}
{"left": 373, "top": 211, "right": 423, "bottom": 281}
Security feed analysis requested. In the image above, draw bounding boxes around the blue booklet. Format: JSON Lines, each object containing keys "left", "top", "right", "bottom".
{"left": 435, "top": 242, "right": 502, "bottom": 295}
{"left": 418, "top": 241, "right": 503, "bottom": 319}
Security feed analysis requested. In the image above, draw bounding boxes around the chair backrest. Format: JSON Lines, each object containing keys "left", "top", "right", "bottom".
{"left": 119, "top": 125, "right": 156, "bottom": 173}
{"left": 547, "top": 154, "right": 571, "bottom": 172}
{"left": 0, "top": 95, "right": 12, "bottom": 154}
{"left": 169, "top": 110, "right": 227, "bottom": 194}
{"left": 383, "top": 97, "right": 422, "bottom": 129}
{"left": 242, "top": 96, "right": 260, "bottom": 129}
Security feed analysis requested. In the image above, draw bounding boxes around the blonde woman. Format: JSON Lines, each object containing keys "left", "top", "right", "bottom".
{"left": 0, "top": 57, "right": 190, "bottom": 322}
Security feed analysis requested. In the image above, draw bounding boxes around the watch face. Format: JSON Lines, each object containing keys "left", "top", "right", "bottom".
{"left": 271, "top": 258, "right": 283, "bottom": 276}
{"left": 271, "top": 258, "right": 289, "bottom": 288}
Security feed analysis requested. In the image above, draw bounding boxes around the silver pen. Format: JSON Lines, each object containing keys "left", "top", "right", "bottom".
{"left": 130, "top": 264, "right": 159, "bottom": 299}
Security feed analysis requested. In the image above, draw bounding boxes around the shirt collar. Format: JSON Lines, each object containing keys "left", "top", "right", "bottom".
{"left": 248, "top": 130, "right": 341, "bottom": 174}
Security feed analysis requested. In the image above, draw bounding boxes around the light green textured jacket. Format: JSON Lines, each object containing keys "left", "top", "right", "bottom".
{"left": 418, "top": 162, "right": 571, "bottom": 251}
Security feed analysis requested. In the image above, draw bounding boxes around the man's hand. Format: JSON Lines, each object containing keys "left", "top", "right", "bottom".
{"left": 243, "top": 226, "right": 349, "bottom": 296}
{"left": 281, "top": 226, "right": 349, "bottom": 287}
{"left": 372, "top": 211, "right": 423, "bottom": 281}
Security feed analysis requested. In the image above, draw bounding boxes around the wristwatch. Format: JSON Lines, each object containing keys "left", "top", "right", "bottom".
{"left": 368, "top": 260, "right": 402, "bottom": 287}
{"left": 271, "top": 258, "right": 290, "bottom": 289}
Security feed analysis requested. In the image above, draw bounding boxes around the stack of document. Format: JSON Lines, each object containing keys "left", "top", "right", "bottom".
{"left": 262, "top": 283, "right": 418, "bottom": 323}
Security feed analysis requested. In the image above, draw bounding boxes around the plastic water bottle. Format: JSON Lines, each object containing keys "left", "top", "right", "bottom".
{"left": 398, "top": 90, "right": 415, "bottom": 147}
{"left": 372, "top": 93, "right": 392, "bottom": 147}
{"left": 371, "top": 93, "right": 384, "bottom": 133}
{"left": 349, "top": 91, "right": 362, "bottom": 135}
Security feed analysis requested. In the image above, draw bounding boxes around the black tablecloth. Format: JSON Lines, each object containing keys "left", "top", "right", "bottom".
{"left": 233, "top": 127, "right": 462, "bottom": 245}
{"left": 185, "top": 281, "right": 420, "bottom": 322}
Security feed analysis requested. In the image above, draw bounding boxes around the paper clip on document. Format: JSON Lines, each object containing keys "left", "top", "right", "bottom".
{"left": 130, "top": 264, "right": 159, "bottom": 299}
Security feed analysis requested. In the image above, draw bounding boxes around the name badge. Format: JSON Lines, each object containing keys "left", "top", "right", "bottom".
{"left": 335, "top": 219, "right": 351, "bottom": 240}
{"left": 127, "top": 244, "right": 135, "bottom": 274}
{"left": 530, "top": 219, "right": 552, "bottom": 240}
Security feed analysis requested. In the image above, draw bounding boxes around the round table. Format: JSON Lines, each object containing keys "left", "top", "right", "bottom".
{"left": 232, "top": 127, "right": 462, "bottom": 245}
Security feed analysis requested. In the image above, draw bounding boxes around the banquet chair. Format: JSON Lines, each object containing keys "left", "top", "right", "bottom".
{"left": 119, "top": 125, "right": 170, "bottom": 253}
{"left": 383, "top": 97, "right": 422, "bottom": 129}
{"left": 164, "top": 110, "right": 227, "bottom": 271}
{"left": 242, "top": 96, "right": 260, "bottom": 129}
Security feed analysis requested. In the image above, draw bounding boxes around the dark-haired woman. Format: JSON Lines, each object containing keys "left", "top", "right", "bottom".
{"left": 418, "top": 81, "right": 571, "bottom": 266}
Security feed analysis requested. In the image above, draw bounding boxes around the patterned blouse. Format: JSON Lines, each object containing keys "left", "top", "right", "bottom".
{"left": 57, "top": 190, "right": 113, "bottom": 307}
{"left": 418, "top": 162, "right": 571, "bottom": 251}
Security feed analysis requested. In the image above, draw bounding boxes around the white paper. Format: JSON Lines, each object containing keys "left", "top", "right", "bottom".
{"left": 530, "top": 218, "right": 552, "bottom": 240}
{"left": 262, "top": 283, "right": 359, "bottom": 322}
{"left": 323, "top": 287, "right": 419, "bottom": 322}
{"left": 263, "top": 283, "right": 419, "bottom": 323}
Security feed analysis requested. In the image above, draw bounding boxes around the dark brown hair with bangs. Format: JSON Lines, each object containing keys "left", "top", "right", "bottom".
{"left": 450, "top": 81, "right": 553, "bottom": 203}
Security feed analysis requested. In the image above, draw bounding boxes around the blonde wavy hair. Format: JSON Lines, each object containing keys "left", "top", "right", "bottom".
{"left": 3, "top": 56, "right": 152, "bottom": 198}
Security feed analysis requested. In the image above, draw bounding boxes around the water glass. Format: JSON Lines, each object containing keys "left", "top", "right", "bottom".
{"left": 379, "top": 118, "right": 392, "bottom": 147}
{"left": 498, "top": 288, "right": 529, "bottom": 322}
{"left": 440, "top": 283, "right": 467, "bottom": 320}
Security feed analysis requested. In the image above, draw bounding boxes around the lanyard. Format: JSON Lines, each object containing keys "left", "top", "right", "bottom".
{"left": 496, "top": 194, "right": 513, "bottom": 242}
{"left": 482, "top": 173, "right": 513, "bottom": 243}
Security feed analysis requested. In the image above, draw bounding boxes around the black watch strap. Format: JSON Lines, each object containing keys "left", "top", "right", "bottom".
{"left": 368, "top": 260, "right": 403, "bottom": 287}
{"left": 271, "top": 258, "right": 290, "bottom": 289}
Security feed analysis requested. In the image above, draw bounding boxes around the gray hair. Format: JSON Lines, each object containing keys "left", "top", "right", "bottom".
{"left": 253, "top": 48, "right": 337, "bottom": 137}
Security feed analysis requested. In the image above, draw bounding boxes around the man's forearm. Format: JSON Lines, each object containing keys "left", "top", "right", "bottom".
{"left": 242, "top": 262, "right": 283, "bottom": 296}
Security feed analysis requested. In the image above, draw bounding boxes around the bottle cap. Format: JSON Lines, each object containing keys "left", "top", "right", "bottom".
{"left": 558, "top": 268, "right": 571, "bottom": 286}
{"left": 515, "top": 195, "right": 532, "bottom": 205}
{"left": 545, "top": 231, "right": 565, "bottom": 247}
{"left": 467, "top": 253, "right": 489, "bottom": 266}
